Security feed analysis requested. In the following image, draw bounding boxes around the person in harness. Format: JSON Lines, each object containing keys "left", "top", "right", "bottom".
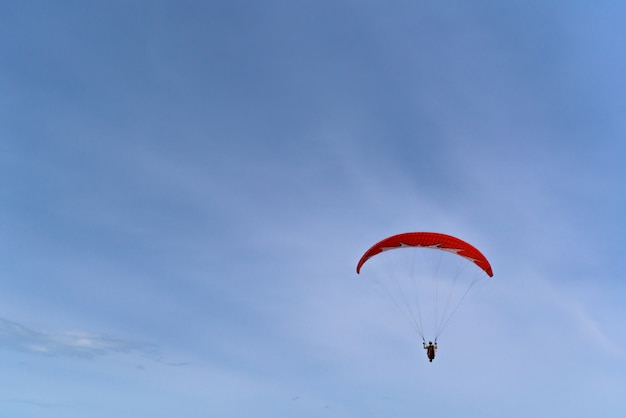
{"left": 423, "top": 341, "right": 437, "bottom": 362}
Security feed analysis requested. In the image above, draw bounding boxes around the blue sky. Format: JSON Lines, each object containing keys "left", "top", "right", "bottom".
{"left": 2, "top": 1, "right": 626, "bottom": 417}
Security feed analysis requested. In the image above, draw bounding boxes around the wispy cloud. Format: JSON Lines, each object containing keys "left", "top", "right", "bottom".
{"left": 0, "top": 317, "right": 157, "bottom": 359}
{"left": 5, "top": 398, "right": 69, "bottom": 409}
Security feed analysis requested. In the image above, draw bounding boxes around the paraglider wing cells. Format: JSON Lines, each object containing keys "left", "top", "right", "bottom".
{"left": 356, "top": 232, "right": 493, "bottom": 277}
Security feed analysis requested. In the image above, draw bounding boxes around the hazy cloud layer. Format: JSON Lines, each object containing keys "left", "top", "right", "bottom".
{"left": 2, "top": 1, "right": 626, "bottom": 417}
{"left": 0, "top": 318, "right": 156, "bottom": 359}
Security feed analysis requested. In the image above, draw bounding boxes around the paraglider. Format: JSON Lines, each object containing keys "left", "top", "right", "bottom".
{"left": 356, "top": 232, "right": 493, "bottom": 362}
{"left": 423, "top": 341, "right": 437, "bottom": 362}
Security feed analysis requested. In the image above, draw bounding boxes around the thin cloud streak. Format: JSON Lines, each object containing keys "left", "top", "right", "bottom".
{"left": 0, "top": 317, "right": 157, "bottom": 359}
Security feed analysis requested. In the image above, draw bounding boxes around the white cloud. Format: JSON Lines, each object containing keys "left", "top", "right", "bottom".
{"left": 0, "top": 317, "right": 156, "bottom": 359}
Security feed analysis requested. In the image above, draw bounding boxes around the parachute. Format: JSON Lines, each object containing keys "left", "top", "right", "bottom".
{"left": 356, "top": 232, "right": 493, "bottom": 344}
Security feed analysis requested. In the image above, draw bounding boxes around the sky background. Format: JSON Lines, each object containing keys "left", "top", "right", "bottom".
{"left": 2, "top": 1, "right": 626, "bottom": 417}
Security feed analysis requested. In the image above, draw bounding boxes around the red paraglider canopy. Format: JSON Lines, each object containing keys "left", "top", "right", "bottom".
{"left": 356, "top": 232, "right": 493, "bottom": 277}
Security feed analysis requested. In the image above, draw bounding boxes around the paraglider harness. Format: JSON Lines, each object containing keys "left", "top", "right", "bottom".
{"left": 423, "top": 339, "right": 437, "bottom": 362}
